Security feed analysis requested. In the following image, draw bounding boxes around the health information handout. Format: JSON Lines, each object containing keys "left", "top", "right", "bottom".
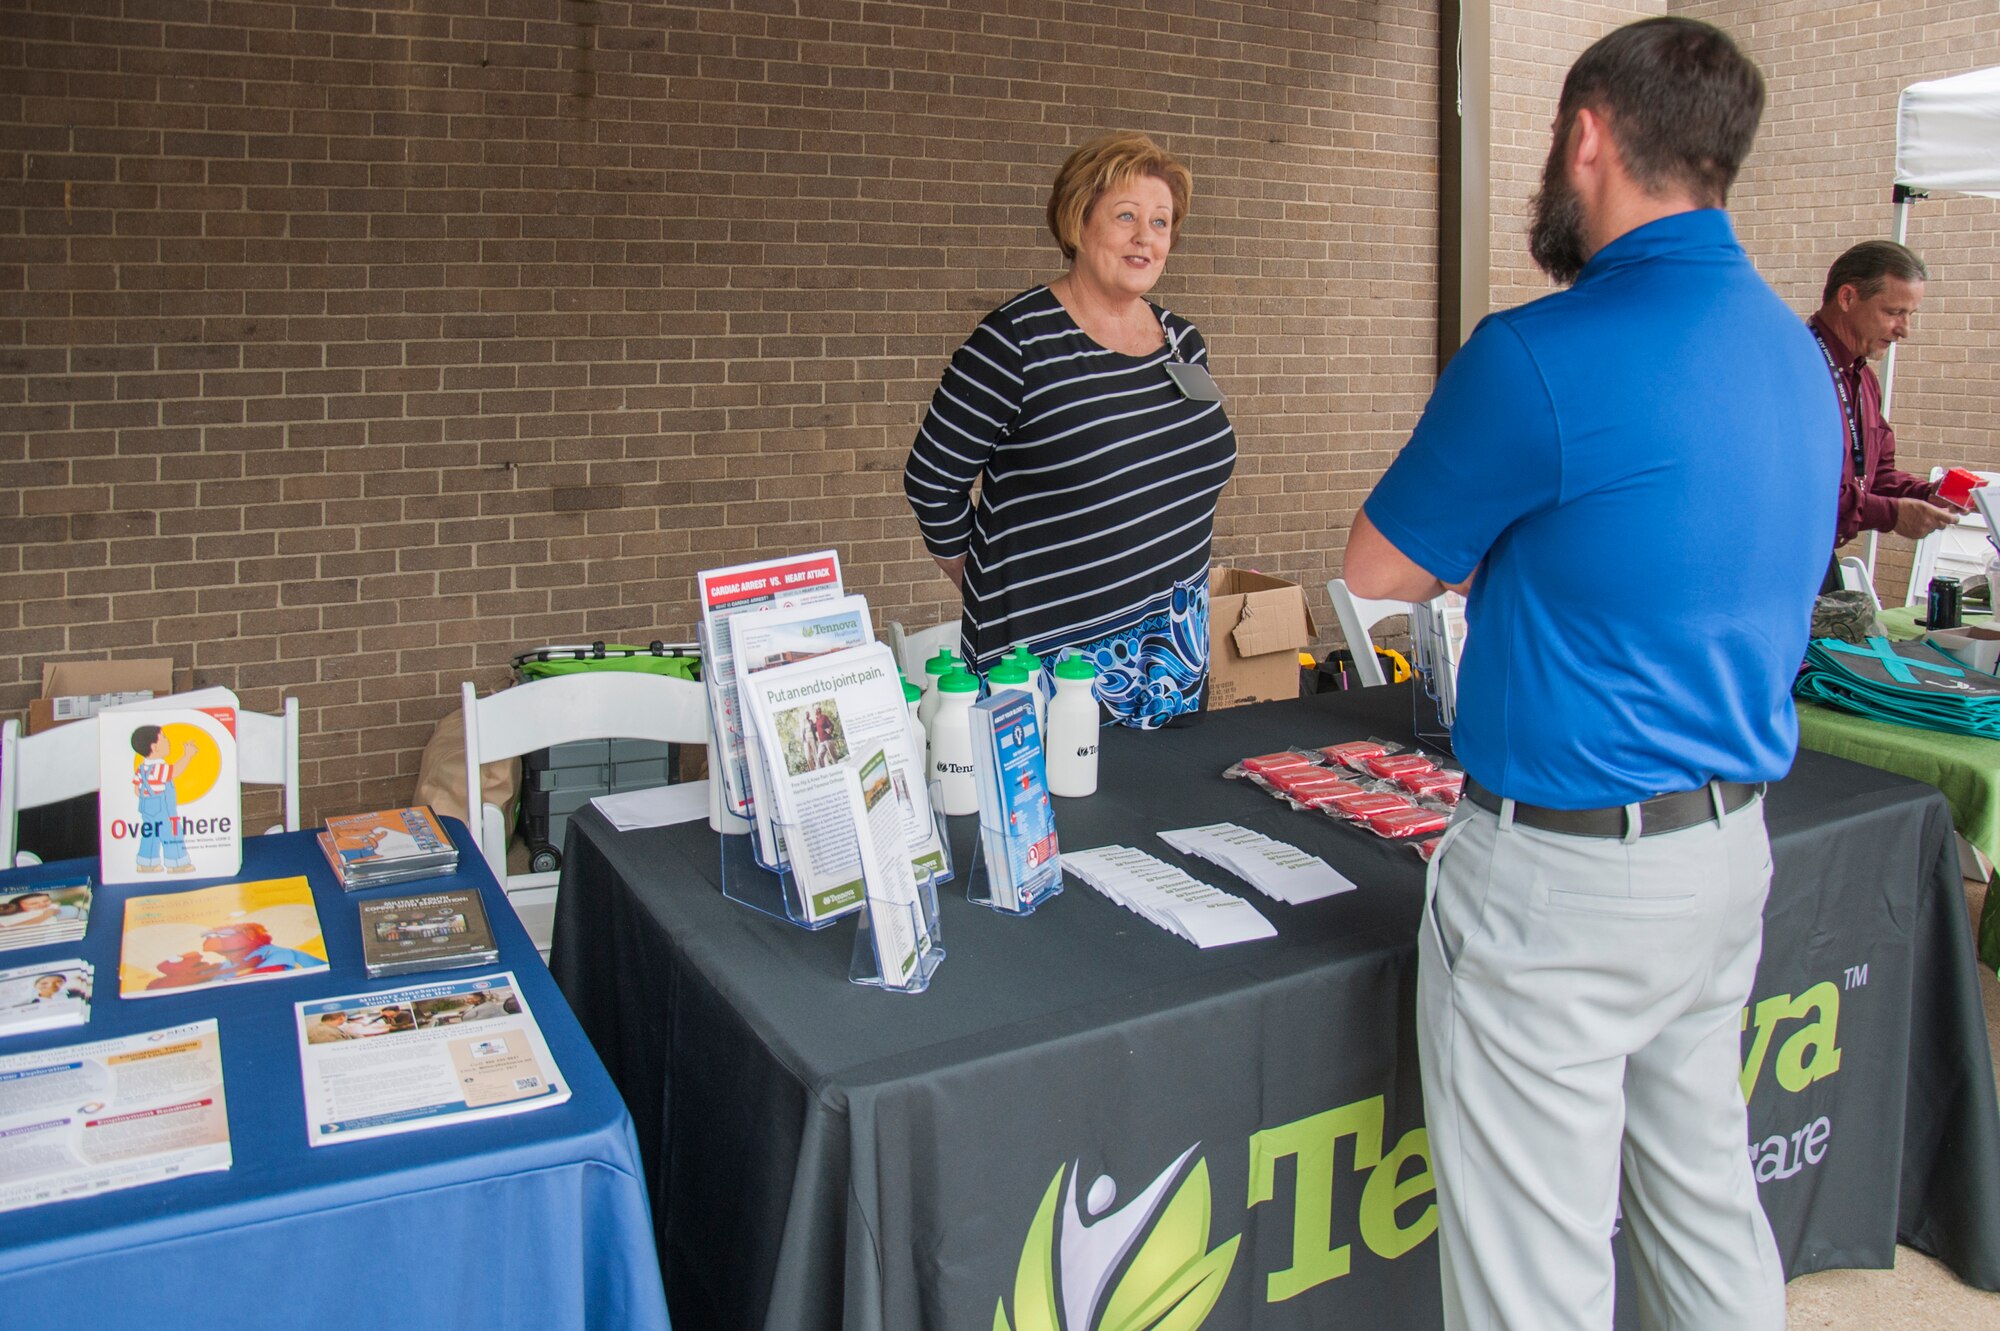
{"left": 0, "top": 1019, "right": 232, "bottom": 1215}
{"left": 295, "top": 971, "right": 569, "bottom": 1146}
{"left": 730, "top": 592, "right": 878, "bottom": 869}
{"left": 742, "top": 642, "right": 948, "bottom": 922}
{"left": 697, "top": 550, "right": 844, "bottom": 816}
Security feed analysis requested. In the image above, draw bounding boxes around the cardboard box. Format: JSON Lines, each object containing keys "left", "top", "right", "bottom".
{"left": 29, "top": 658, "right": 187, "bottom": 734}
{"left": 1207, "top": 568, "right": 1316, "bottom": 709}
{"left": 1929, "top": 625, "right": 2000, "bottom": 676}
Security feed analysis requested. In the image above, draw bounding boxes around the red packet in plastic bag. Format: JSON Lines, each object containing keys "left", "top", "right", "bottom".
{"left": 1274, "top": 768, "right": 1351, "bottom": 797}
{"left": 1401, "top": 769, "right": 1464, "bottom": 802}
{"left": 1324, "top": 790, "right": 1411, "bottom": 819}
{"left": 1241, "top": 752, "right": 1317, "bottom": 777}
{"left": 1301, "top": 780, "right": 1367, "bottom": 809}
{"left": 1368, "top": 806, "right": 1449, "bottom": 838}
{"left": 1366, "top": 753, "right": 1435, "bottom": 780}
{"left": 1321, "top": 740, "right": 1390, "bottom": 768}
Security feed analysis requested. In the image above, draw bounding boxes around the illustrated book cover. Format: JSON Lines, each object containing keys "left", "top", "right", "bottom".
{"left": 119, "top": 875, "right": 328, "bottom": 998}
{"left": 97, "top": 687, "right": 242, "bottom": 885}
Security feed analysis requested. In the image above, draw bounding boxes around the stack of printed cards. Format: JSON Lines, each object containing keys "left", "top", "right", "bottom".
{"left": 1157, "top": 824, "right": 1357, "bottom": 905}
{"left": 1061, "top": 846, "right": 1276, "bottom": 949}
{"left": 0, "top": 879, "right": 92, "bottom": 954}
{"left": 0, "top": 959, "right": 92, "bottom": 1037}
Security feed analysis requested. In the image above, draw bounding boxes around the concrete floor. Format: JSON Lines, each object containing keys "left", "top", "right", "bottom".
{"left": 1782, "top": 875, "right": 2000, "bottom": 1328}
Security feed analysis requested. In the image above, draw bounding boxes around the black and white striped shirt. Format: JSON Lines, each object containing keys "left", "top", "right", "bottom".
{"left": 904, "top": 285, "right": 1237, "bottom": 670}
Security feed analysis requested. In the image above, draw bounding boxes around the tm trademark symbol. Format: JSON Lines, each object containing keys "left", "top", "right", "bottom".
{"left": 1843, "top": 963, "right": 1869, "bottom": 990}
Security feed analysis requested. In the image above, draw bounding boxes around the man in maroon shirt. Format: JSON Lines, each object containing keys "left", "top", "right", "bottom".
{"left": 1808, "top": 240, "right": 1962, "bottom": 550}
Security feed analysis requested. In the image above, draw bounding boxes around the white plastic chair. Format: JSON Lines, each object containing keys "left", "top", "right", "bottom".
{"left": 1906, "top": 467, "right": 2000, "bottom": 606}
{"left": 1327, "top": 578, "right": 1418, "bottom": 687}
{"left": 0, "top": 696, "right": 300, "bottom": 868}
{"left": 460, "top": 672, "right": 709, "bottom": 954}
{"left": 885, "top": 619, "right": 964, "bottom": 680}
{"left": 1837, "top": 556, "right": 1883, "bottom": 613}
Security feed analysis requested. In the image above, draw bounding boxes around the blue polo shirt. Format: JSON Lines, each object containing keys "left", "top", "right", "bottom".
{"left": 1365, "top": 210, "right": 1838, "bottom": 809}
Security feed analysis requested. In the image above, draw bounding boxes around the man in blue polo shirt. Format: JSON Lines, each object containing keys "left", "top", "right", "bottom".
{"left": 1345, "top": 18, "right": 1835, "bottom": 1331}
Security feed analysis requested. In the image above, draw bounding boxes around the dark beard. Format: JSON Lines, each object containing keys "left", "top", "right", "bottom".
{"left": 1528, "top": 136, "right": 1589, "bottom": 286}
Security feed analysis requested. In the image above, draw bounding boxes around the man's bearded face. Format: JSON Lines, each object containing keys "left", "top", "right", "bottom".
{"left": 1530, "top": 111, "right": 1590, "bottom": 287}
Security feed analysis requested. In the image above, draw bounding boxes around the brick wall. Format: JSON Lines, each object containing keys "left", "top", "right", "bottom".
{"left": 1480, "top": 1, "right": 1998, "bottom": 605}
{"left": 1489, "top": 1, "right": 1662, "bottom": 307}
{"left": 1679, "top": 0, "right": 2000, "bottom": 605}
{"left": 0, "top": 1, "right": 1441, "bottom": 823}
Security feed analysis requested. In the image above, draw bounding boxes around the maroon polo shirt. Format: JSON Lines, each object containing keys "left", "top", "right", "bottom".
{"left": 1808, "top": 312, "right": 1937, "bottom": 546}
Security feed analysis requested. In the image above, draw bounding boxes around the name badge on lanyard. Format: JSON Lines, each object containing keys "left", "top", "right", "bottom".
{"left": 1162, "top": 326, "right": 1225, "bottom": 402}
{"left": 1164, "top": 361, "right": 1225, "bottom": 402}
{"left": 1809, "top": 325, "right": 1864, "bottom": 477}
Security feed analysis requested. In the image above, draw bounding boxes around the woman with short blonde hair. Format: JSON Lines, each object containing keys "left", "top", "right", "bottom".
{"left": 1044, "top": 131, "right": 1193, "bottom": 260}
{"left": 903, "top": 132, "right": 1236, "bottom": 728}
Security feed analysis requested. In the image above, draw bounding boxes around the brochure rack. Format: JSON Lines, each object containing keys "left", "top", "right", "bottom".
{"left": 1409, "top": 592, "right": 1466, "bottom": 754}
{"left": 717, "top": 819, "right": 836, "bottom": 929}
{"left": 717, "top": 789, "right": 955, "bottom": 933}
{"left": 848, "top": 870, "right": 946, "bottom": 995}
{"left": 965, "top": 820, "right": 1064, "bottom": 916}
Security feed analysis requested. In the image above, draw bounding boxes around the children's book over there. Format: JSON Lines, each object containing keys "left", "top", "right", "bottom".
{"left": 97, "top": 687, "right": 243, "bottom": 885}
{"left": 119, "top": 875, "right": 328, "bottom": 998}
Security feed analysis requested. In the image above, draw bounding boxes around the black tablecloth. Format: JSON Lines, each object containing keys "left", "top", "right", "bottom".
{"left": 552, "top": 687, "right": 2000, "bottom": 1330}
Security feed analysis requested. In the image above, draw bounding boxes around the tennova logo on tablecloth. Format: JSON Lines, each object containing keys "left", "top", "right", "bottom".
{"left": 991, "top": 980, "right": 1848, "bottom": 1329}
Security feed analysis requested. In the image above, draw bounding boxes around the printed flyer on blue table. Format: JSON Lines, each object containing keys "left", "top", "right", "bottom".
{"left": 294, "top": 971, "right": 568, "bottom": 1146}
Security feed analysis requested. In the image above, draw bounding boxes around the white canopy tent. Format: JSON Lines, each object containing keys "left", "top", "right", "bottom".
{"left": 1858, "top": 67, "right": 2000, "bottom": 580}
{"left": 1886, "top": 65, "right": 2000, "bottom": 415}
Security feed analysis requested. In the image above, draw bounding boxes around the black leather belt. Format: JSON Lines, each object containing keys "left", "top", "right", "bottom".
{"left": 1463, "top": 777, "right": 1761, "bottom": 839}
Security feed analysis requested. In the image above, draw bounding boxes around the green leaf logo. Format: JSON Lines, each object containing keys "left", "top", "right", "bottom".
{"left": 994, "top": 1147, "right": 1240, "bottom": 1331}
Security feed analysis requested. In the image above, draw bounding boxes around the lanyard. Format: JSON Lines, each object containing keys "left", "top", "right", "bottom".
{"left": 1809, "top": 324, "right": 1865, "bottom": 475}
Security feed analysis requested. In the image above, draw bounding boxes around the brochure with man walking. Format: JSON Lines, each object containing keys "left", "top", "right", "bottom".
{"left": 741, "top": 642, "right": 947, "bottom": 923}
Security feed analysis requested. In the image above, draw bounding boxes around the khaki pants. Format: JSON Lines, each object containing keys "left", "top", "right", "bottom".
{"left": 1418, "top": 792, "right": 1785, "bottom": 1330}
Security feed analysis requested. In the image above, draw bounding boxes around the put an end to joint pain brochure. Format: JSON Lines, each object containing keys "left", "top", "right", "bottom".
{"left": 295, "top": 971, "right": 569, "bottom": 1146}
{"left": 742, "top": 642, "right": 948, "bottom": 923}
{"left": 0, "top": 1019, "right": 231, "bottom": 1216}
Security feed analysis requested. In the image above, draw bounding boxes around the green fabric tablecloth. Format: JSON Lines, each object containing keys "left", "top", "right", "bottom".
{"left": 1795, "top": 701, "right": 2000, "bottom": 867}
{"left": 1877, "top": 603, "right": 1992, "bottom": 642}
{"left": 1800, "top": 604, "right": 2000, "bottom": 966}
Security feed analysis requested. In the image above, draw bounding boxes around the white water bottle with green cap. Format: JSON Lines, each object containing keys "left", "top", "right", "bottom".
{"left": 919, "top": 647, "right": 959, "bottom": 734}
{"left": 1045, "top": 652, "right": 1100, "bottom": 797}
{"left": 1007, "top": 644, "right": 1048, "bottom": 712}
{"left": 986, "top": 658, "right": 1044, "bottom": 734}
{"left": 929, "top": 669, "right": 980, "bottom": 816}
{"left": 901, "top": 676, "right": 927, "bottom": 772}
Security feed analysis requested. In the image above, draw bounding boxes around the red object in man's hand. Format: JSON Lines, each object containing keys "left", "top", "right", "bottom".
{"left": 1937, "top": 467, "right": 1987, "bottom": 510}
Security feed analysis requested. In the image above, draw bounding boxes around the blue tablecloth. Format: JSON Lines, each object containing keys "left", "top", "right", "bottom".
{"left": 0, "top": 819, "right": 669, "bottom": 1331}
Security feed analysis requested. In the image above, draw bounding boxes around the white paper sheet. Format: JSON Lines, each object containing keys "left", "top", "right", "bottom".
{"left": 591, "top": 780, "right": 713, "bottom": 832}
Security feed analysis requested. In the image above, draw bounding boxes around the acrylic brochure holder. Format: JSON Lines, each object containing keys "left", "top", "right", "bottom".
{"left": 1409, "top": 592, "right": 1466, "bottom": 755}
{"left": 849, "top": 869, "right": 946, "bottom": 995}
{"left": 718, "top": 783, "right": 953, "bottom": 937}
{"left": 965, "top": 820, "right": 1064, "bottom": 917}
{"left": 717, "top": 813, "right": 839, "bottom": 929}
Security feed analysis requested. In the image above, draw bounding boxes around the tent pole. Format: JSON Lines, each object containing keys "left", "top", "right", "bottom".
{"left": 1882, "top": 193, "right": 1915, "bottom": 421}
{"left": 1866, "top": 189, "right": 1921, "bottom": 584}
